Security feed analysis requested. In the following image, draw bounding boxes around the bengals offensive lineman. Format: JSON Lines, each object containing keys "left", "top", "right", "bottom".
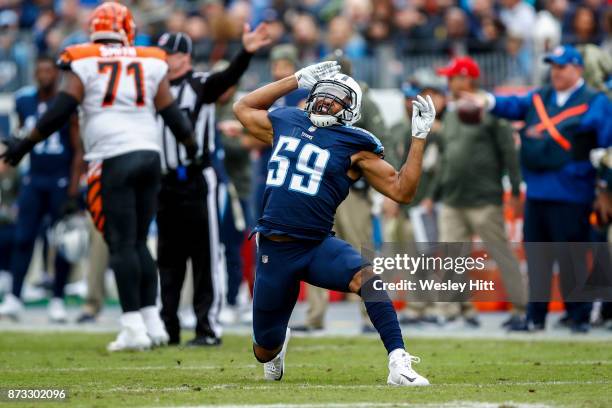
{"left": 1, "top": 2, "right": 197, "bottom": 351}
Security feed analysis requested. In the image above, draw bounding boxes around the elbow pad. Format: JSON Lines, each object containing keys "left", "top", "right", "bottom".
{"left": 35, "top": 92, "right": 79, "bottom": 138}
{"left": 158, "top": 101, "right": 194, "bottom": 144}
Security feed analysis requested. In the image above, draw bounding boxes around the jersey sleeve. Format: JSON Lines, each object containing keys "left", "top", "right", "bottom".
{"left": 347, "top": 126, "right": 385, "bottom": 156}
{"left": 57, "top": 44, "right": 100, "bottom": 85}
{"left": 267, "top": 106, "right": 302, "bottom": 142}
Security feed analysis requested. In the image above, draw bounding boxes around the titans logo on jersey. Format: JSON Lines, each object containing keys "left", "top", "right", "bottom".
{"left": 15, "top": 87, "right": 73, "bottom": 179}
{"left": 254, "top": 106, "right": 383, "bottom": 240}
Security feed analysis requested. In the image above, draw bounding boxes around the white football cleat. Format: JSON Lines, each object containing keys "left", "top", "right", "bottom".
{"left": 264, "top": 328, "right": 291, "bottom": 381}
{"left": 387, "top": 349, "right": 430, "bottom": 386}
{"left": 0, "top": 293, "right": 23, "bottom": 321}
{"left": 107, "top": 312, "right": 152, "bottom": 352}
{"left": 140, "top": 306, "right": 169, "bottom": 347}
{"left": 48, "top": 298, "right": 68, "bottom": 323}
{"left": 219, "top": 305, "right": 239, "bottom": 325}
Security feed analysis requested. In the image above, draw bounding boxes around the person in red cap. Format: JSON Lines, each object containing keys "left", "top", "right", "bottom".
{"left": 422, "top": 56, "right": 527, "bottom": 329}
{"left": 436, "top": 56, "right": 481, "bottom": 79}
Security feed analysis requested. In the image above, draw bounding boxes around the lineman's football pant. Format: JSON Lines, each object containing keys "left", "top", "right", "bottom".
{"left": 87, "top": 151, "right": 160, "bottom": 313}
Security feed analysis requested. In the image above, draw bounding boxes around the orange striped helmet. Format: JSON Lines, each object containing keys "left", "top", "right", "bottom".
{"left": 89, "top": 2, "right": 136, "bottom": 45}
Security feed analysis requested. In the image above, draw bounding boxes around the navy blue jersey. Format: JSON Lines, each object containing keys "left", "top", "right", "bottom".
{"left": 254, "top": 106, "right": 383, "bottom": 240}
{"left": 15, "top": 87, "right": 73, "bottom": 179}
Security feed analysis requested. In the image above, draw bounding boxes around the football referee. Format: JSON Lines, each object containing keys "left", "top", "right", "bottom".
{"left": 156, "top": 25, "right": 271, "bottom": 346}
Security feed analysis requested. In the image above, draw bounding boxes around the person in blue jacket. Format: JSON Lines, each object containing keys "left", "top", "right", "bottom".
{"left": 469, "top": 45, "right": 612, "bottom": 333}
{"left": 0, "top": 56, "right": 84, "bottom": 323}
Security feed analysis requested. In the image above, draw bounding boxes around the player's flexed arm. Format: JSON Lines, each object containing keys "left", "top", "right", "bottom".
{"left": 233, "top": 61, "right": 340, "bottom": 144}
{"left": 353, "top": 95, "right": 436, "bottom": 204}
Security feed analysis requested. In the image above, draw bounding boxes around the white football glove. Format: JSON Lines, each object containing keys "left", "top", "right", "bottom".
{"left": 411, "top": 95, "right": 436, "bottom": 139}
{"left": 294, "top": 61, "right": 341, "bottom": 91}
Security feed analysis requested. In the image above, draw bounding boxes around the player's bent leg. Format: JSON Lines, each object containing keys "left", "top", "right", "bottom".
{"left": 307, "top": 237, "right": 429, "bottom": 386}
{"left": 351, "top": 268, "right": 429, "bottom": 386}
{"left": 251, "top": 235, "right": 304, "bottom": 380}
{"left": 253, "top": 304, "right": 295, "bottom": 381}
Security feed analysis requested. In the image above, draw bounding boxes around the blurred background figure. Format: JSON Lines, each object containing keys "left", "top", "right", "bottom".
{"left": 214, "top": 59, "right": 254, "bottom": 326}
{"left": 385, "top": 71, "right": 446, "bottom": 325}
{"left": 0, "top": 161, "right": 19, "bottom": 297}
{"left": 478, "top": 45, "right": 612, "bottom": 333}
{"left": 426, "top": 56, "right": 526, "bottom": 329}
{"left": 0, "top": 55, "right": 84, "bottom": 323}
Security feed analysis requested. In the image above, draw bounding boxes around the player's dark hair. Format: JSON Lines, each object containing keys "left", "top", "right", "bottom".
{"left": 36, "top": 54, "right": 57, "bottom": 68}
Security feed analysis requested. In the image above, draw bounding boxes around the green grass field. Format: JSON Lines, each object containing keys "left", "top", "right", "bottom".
{"left": 0, "top": 332, "right": 611, "bottom": 407}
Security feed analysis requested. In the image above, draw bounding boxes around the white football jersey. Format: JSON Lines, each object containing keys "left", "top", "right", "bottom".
{"left": 59, "top": 43, "right": 168, "bottom": 161}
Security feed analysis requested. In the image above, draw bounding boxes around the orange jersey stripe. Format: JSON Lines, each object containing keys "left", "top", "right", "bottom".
{"left": 89, "top": 196, "right": 103, "bottom": 216}
{"left": 60, "top": 44, "right": 166, "bottom": 62}
{"left": 87, "top": 182, "right": 101, "bottom": 204}
{"left": 60, "top": 43, "right": 104, "bottom": 62}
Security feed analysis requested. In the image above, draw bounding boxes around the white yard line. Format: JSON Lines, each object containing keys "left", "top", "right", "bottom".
{"left": 3, "top": 360, "right": 611, "bottom": 373}
{"left": 159, "top": 404, "right": 553, "bottom": 408}
{"left": 83, "top": 379, "right": 611, "bottom": 394}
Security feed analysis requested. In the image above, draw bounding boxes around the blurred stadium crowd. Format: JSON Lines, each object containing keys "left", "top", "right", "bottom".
{"left": 0, "top": 0, "right": 611, "bottom": 91}
{"left": 0, "top": 0, "right": 611, "bottom": 339}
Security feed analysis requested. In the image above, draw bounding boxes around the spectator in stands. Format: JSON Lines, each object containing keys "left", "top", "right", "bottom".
{"left": 603, "top": 9, "right": 612, "bottom": 56}
{"left": 0, "top": 10, "right": 30, "bottom": 92}
{"left": 165, "top": 11, "right": 187, "bottom": 34}
{"left": 364, "top": 0, "right": 395, "bottom": 47}
{"left": 440, "top": 7, "right": 474, "bottom": 55}
{"left": 533, "top": 0, "right": 567, "bottom": 84}
{"left": 564, "top": 6, "right": 601, "bottom": 45}
{"left": 499, "top": 0, "right": 536, "bottom": 43}
{"left": 474, "top": 16, "right": 506, "bottom": 53}
{"left": 471, "top": 45, "right": 612, "bottom": 332}
{"left": 326, "top": 15, "right": 366, "bottom": 59}
{"left": 426, "top": 56, "right": 527, "bottom": 329}
{"left": 291, "top": 13, "right": 323, "bottom": 65}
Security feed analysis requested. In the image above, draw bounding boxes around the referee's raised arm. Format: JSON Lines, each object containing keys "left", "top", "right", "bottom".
{"left": 197, "top": 23, "right": 272, "bottom": 104}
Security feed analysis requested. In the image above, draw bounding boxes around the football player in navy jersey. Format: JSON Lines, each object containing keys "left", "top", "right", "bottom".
{"left": 0, "top": 56, "right": 84, "bottom": 322}
{"left": 234, "top": 61, "right": 436, "bottom": 386}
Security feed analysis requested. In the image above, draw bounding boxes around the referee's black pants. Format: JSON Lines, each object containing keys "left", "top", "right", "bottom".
{"left": 157, "top": 166, "right": 222, "bottom": 344}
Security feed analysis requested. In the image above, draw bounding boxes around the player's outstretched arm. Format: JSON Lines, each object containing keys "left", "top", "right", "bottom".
{"left": 1, "top": 71, "right": 84, "bottom": 166}
{"left": 233, "top": 61, "right": 340, "bottom": 144}
{"left": 354, "top": 95, "right": 435, "bottom": 204}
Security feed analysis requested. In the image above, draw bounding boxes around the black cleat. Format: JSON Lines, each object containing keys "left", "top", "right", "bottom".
{"left": 186, "top": 336, "right": 222, "bottom": 347}
{"left": 76, "top": 312, "right": 97, "bottom": 324}
{"left": 290, "top": 324, "right": 323, "bottom": 333}
{"left": 570, "top": 322, "right": 590, "bottom": 334}
{"left": 464, "top": 316, "right": 481, "bottom": 328}
{"left": 501, "top": 314, "right": 524, "bottom": 329}
{"left": 398, "top": 315, "right": 422, "bottom": 326}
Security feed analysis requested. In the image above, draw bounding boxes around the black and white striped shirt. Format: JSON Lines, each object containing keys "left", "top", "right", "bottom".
{"left": 157, "top": 48, "right": 253, "bottom": 173}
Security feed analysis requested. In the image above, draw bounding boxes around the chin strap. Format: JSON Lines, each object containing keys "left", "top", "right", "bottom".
{"left": 309, "top": 113, "right": 339, "bottom": 127}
